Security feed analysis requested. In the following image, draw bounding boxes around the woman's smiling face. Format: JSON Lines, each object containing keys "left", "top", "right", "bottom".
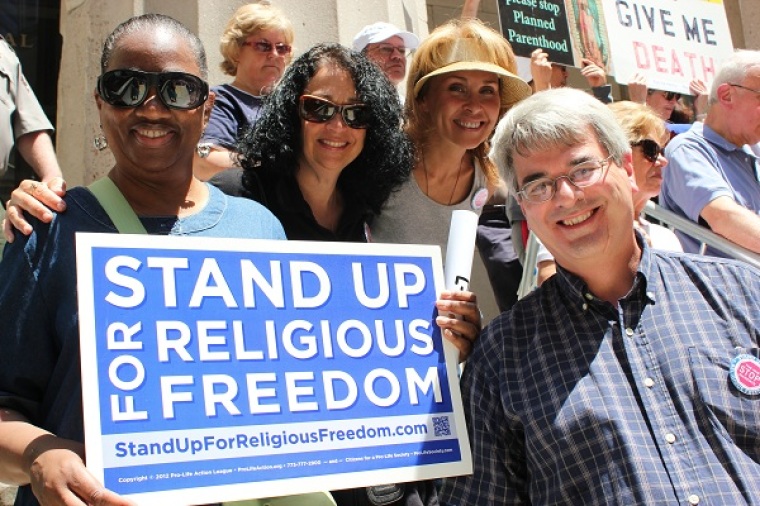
{"left": 419, "top": 70, "right": 501, "bottom": 150}
{"left": 96, "top": 26, "right": 211, "bottom": 178}
{"left": 298, "top": 63, "right": 366, "bottom": 178}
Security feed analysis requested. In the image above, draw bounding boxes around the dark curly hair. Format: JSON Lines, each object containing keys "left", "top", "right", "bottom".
{"left": 238, "top": 43, "right": 413, "bottom": 215}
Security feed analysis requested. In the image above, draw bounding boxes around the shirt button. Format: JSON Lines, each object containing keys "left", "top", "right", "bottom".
{"left": 688, "top": 494, "right": 700, "bottom": 505}
{"left": 644, "top": 377, "right": 655, "bottom": 388}
{"left": 665, "top": 433, "right": 676, "bottom": 444}
{"left": 585, "top": 293, "right": 594, "bottom": 300}
{"left": 625, "top": 327, "right": 634, "bottom": 337}
{"left": 582, "top": 303, "right": 588, "bottom": 311}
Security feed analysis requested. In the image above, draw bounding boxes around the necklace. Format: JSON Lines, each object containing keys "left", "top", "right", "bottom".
{"left": 422, "top": 152, "right": 464, "bottom": 206}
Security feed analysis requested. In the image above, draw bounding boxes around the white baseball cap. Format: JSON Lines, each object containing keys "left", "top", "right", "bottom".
{"left": 352, "top": 22, "right": 420, "bottom": 52}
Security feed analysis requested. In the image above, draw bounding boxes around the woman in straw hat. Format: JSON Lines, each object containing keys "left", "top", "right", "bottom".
{"left": 371, "top": 17, "right": 530, "bottom": 267}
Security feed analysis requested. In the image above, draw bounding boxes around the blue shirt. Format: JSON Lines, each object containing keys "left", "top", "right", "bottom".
{"left": 0, "top": 184, "right": 284, "bottom": 506}
{"left": 201, "top": 83, "right": 264, "bottom": 151}
{"left": 441, "top": 240, "right": 760, "bottom": 505}
{"left": 660, "top": 122, "right": 760, "bottom": 257}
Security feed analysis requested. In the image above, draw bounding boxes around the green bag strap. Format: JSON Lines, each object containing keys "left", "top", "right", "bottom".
{"left": 88, "top": 177, "right": 147, "bottom": 234}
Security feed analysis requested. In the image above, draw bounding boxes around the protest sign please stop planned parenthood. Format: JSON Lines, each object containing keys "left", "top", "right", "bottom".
{"left": 75, "top": 233, "right": 471, "bottom": 505}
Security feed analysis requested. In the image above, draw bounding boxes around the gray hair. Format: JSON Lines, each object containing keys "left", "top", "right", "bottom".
{"left": 490, "top": 88, "right": 629, "bottom": 193}
{"left": 101, "top": 14, "right": 208, "bottom": 78}
{"left": 709, "top": 49, "right": 760, "bottom": 105}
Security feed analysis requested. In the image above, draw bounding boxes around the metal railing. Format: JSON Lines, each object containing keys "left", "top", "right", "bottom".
{"left": 517, "top": 201, "right": 760, "bottom": 299}
{"left": 642, "top": 201, "right": 760, "bottom": 268}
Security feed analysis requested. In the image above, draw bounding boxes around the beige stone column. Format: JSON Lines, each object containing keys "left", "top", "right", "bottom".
{"left": 733, "top": 0, "right": 760, "bottom": 49}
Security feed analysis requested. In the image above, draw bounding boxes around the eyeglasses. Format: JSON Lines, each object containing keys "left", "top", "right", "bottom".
{"left": 648, "top": 89, "right": 680, "bottom": 101}
{"left": 242, "top": 40, "right": 292, "bottom": 56}
{"left": 632, "top": 139, "right": 664, "bottom": 163}
{"left": 97, "top": 69, "right": 209, "bottom": 110}
{"left": 517, "top": 156, "right": 614, "bottom": 203}
{"left": 729, "top": 83, "right": 760, "bottom": 95}
{"left": 299, "top": 95, "right": 369, "bottom": 129}
{"left": 369, "top": 44, "right": 410, "bottom": 58}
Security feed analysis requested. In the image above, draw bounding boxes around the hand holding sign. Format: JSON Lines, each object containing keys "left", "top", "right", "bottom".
{"left": 25, "top": 436, "right": 136, "bottom": 506}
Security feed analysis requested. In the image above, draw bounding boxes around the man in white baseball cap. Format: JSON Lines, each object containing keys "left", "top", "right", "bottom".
{"left": 352, "top": 21, "right": 419, "bottom": 86}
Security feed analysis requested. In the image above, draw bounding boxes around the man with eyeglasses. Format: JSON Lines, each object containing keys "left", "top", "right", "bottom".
{"left": 660, "top": 49, "right": 760, "bottom": 257}
{"left": 352, "top": 22, "right": 419, "bottom": 88}
{"left": 441, "top": 87, "right": 760, "bottom": 505}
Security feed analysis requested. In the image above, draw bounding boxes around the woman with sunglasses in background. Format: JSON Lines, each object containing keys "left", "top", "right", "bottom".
{"left": 193, "top": 2, "right": 294, "bottom": 180}
{"left": 0, "top": 14, "right": 287, "bottom": 506}
{"left": 609, "top": 101, "right": 682, "bottom": 251}
{"left": 533, "top": 100, "right": 682, "bottom": 284}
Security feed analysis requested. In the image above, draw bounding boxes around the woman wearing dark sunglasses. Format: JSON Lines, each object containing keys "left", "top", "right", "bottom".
{"left": 194, "top": 2, "right": 294, "bottom": 181}
{"left": 609, "top": 101, "right": 682, "bottom": 252}
{"left": 0, "top": 14, "right": 289, "bottom": 506}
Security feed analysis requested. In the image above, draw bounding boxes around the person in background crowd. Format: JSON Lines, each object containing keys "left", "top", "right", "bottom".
{"left": 627, "top": 73, "right": 708, "bottom": 130}
{"left": 441, "top": 87, "right": 760, "bottom": 505}
{"left": 534, "top": 100, "right": 682, "bottom": 284}
{"left": 352, "top": 21, "right": 419, "bottom": 88}
{"left": 660, "top": 49, "right": 760, "bottom": 257}
{"left": 0, "top": 35, "right": 64, "bottom": 249}
{"left": 193, "top": 2, "right": 294, "bottom": 180}
{"left": 527, "top": 47, "right": 611, "bottom": 103}
{"left": 0, "top": 36, "right": 62, "bottom": 183}
{"left": 0, "top": 14, "right": 287, "bottom": 506}
{"left": 370, "top": 18, "right": 531, "bottom": 314}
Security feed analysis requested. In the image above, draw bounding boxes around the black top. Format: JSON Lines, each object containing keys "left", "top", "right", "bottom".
{"left": 209, "top": 168, "right": 439, "bottom": 506}
{"left": 210, "top": 167, "right": 370, "bottom": 242}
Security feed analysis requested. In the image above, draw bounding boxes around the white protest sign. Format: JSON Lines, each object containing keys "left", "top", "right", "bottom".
{"left": 602, "top": 0, "right": 734, "bottom": 92}
{"left": 76, "top": 233, "right": 471, "bottom": 506}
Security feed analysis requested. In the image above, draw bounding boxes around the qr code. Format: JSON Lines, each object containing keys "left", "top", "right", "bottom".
{"left": 432, "top": 416, "right": 451, "bottom": 437}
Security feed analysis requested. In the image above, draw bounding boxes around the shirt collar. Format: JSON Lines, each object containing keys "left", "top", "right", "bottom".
{"left": 553, "top": 230, "right": 654, "bottom": 309}
{"left": 701, "top": 122, "right": 760, "bottom": 158}
{"left": 171, "top": 183, "right": 226, "bottom": 234}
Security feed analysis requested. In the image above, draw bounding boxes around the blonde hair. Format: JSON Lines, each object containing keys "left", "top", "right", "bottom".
{"left": 608, "top": 101, "right": 668, "bottom": 146}
{"left": 405, "top": 19, "right": 521, "bottom": 190}
{"left": 219, "top": 2, "right": 294, "bottom": 76}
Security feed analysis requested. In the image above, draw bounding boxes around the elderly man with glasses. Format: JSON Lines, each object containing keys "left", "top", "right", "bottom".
{"left": 352, "top": 22, "right": 419, "bottom": 88}
{"left": 440, "top": 87, "right": 760, "bottom": 506}
{"left": 659, "top": 49, "right": 760, "bottom": 257}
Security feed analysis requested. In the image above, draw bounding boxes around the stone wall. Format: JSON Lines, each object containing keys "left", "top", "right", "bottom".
{"left": 0, "top": 483, "right": 17, "bottom": 506}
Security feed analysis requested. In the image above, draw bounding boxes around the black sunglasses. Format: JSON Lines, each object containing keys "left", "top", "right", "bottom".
{"left": 97, "top": 69, "right": 209, "bottom": 110}
{"left": 632, "top": 138, "right": 664, "bottom": 163}
{"left": 298, "top": 95, "right": 369, "bottom": 129}
{"left": 648, "top": 89, "right": 681, "bottom": 101}
{"left": 242, "top": 40, "right": 292, "bottom": 56}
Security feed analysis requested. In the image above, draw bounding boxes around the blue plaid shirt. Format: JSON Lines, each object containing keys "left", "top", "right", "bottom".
{"left": 441, "top": 240, "right": 760, "bottom": 505}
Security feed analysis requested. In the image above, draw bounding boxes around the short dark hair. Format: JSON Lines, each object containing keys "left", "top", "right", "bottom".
{"left": 238, "top": 43, "right": 413, "bottom": 215}
{"left": 101, "top": 14, "right": 208, "bottom": 78}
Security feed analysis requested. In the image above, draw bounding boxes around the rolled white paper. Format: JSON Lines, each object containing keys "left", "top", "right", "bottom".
{"left": 444, "top": 209, "right": 479, "bottom": 291}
